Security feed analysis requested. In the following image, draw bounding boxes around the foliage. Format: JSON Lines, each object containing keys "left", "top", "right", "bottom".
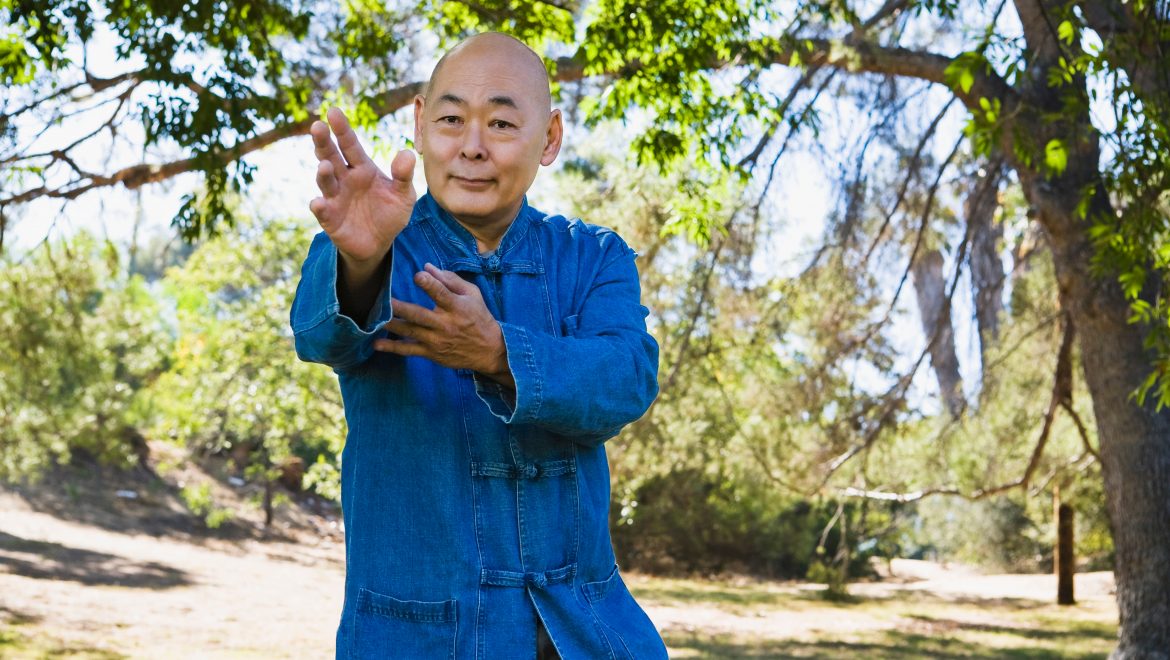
{"left": 612, "top": 466, "right": 876, "bottom": 579}
{"left": 559, "top": 130, "right": 1111, "bottom": 578}
{"left": 4, "top": 0, "right": 1166, "bottom": 403}
{"left": 0, "top": 232, "right": 169, "bottom": 481}
{"left": 912, "top": 496, "right": 1047, "bottom": 572}
{"left": 558, "top": 138, "right": 905, "bottom": 578}
{"left": 145, "top": 217, "right": 345, "bottom": 509}
{"left": 179, "top": 481, "right": 234, "bottom": 529}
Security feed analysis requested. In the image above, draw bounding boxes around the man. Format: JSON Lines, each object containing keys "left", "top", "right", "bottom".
{"left": 290, "top": 32, "right": 667, "bottom": 659}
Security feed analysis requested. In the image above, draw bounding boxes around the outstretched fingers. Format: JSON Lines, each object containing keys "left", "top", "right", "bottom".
{"left": 316, "top": 160, "right": 340, "bottom": 197}
{"left": 310, "top": 119, "right": 347, "bottom": 175}
{"left": 390, "top": 298, "right": 441, "bottom": 329}
{"left": 389, "top": 150, "right": 417, "bottom": 194}
{"left": 414, "top": 264, "right": 480, "bottom": 309}
{"left": 326, "top": 107, "right": 372, "bottom": 169}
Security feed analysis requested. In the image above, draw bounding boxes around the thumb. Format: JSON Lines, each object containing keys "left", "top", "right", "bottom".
{"left": 389, "top": 150, "right": 416, "bottom": 192}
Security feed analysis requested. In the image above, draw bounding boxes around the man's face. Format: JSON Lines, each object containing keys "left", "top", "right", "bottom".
{"left": 414, "top": 41, "right": 561, "bottom": 231}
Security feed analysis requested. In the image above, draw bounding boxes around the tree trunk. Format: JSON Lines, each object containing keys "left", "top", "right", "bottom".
{"left": 1072, "top": 287, "right": 1170, "bottom": 658}
{"left": 264, "top": 478, "right": 274, "bottom": 529}
{"left": 912, "top": 249, "right": 965, "bottom": 416}
{"left": 1054, "top": 486, "right": 1075, "bottom": 606}
{"left": 1022, "top": 171, "right": 1170, "bottom": 658}
{"left": 967, "top": 159, "right": 1005, "bottom": 370}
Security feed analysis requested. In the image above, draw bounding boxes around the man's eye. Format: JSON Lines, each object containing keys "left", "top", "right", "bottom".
{"left": 439, "top": 116, "right": 461, "bottom": 124}
{"left": 490, "top": 120, "right": 514, "bottom": 129}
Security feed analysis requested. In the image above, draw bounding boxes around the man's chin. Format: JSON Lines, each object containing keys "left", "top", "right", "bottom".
{"left": 435, "top": 193, "right": 509, "bottom": 225}
{"left": 442, "top": 201, "right": 491, "bottom": 219}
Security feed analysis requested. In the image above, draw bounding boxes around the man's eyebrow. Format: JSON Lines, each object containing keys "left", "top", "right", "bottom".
{"left": 434, "top": 93, "right": 518, "bottom": 110}
{"left": 488, "top": 95, "right": 519, "bottom": 109}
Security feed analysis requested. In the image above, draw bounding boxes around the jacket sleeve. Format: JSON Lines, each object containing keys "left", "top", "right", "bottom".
{"left": 472, "top": 237, "right": 659, "bottom": 448}
{"left": 289, "top": 231, "right": 394, "bottom": 372}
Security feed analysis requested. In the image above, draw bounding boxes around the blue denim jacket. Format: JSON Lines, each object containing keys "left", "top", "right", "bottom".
{"left": 290, "top": 193, "right": 666, "bottom": 659}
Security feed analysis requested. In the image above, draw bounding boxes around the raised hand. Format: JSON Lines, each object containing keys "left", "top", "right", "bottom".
{"left": 374, "top": 264, "right": 515, "bottom": 387}
{"left": 309, "top": 107, "right": 416, "bottom": 266}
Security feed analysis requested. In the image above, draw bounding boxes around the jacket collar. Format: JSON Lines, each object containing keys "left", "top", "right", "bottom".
{"left": 415, "top": 194, "right": 542, "bottom": 275}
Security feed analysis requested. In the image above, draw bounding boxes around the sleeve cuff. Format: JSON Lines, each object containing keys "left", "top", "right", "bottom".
{"left": 471, "top": 322, "right": 540, "bottom": 424}
{"left": 290, "top": 233, "right": 394, "bottom": 371}
{"left": 360, "top": 248, "right": 394, "bottom": 332}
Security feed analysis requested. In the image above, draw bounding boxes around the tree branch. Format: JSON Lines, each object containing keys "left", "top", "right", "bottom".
{"left": 841, "top": 313, "right": 1078, "bottom": 503}
{"left": 2, "top": 35, "right": 1015, "bottom": 209}
{"left": 862, "top": 96, "right": 959, "bottom": 265}
{"left": 756, "top": 37, "right": 1015, "bottom": 112}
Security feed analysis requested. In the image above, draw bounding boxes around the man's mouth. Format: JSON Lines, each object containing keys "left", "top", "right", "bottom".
{"left": 451, "top": 175, "right": 493, "bottom": 186}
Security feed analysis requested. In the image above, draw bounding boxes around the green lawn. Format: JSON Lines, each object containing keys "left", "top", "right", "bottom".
{"left": 627, "top": 573, "right": 1118, "bottom": 659}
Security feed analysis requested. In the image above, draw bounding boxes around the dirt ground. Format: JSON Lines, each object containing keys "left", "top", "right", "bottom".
{"left": 0, "top": 460, "right": 1119, "bottom": 659}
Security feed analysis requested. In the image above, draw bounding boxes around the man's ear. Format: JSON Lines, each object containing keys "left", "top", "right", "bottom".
{"left": 413, "top": 95, "right": 425, "bottom": 150}
{"left": 540, "top": 109, "right": 563, "bottom": 166}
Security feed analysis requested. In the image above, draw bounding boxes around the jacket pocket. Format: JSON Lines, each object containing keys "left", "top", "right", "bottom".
{"left": 352, "top": 587, "right": 457, "bottom": 659}
{"left": 582, "top": 565, "right": 668, "bottom": 660}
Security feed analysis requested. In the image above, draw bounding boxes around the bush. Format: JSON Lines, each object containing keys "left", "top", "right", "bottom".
{"left": 611, "top": 468, "right": 881, "bottom": 579}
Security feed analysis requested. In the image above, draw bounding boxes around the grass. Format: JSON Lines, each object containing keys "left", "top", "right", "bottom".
{"left": 0, "top": 557, "right": 1117, "bottom": 658}
{"left": 626, "top": 573, "right": 1118, "bottom": 659}
{"left": 0, "top": 626, "right": 126, "bottom": 660}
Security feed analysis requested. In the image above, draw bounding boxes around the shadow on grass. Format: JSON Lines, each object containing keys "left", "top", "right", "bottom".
{"left": 664, "top": 625, "right": 1114, "bottom": 659}
{"left": 900, "top": 614, "right": 1116, "bottom": 641}
{"left": 630, "top": 581, "right": 795, "bottom": 609}
{"left": 0, "top": 531, "right": 189, "bottom": 589}
{"left": 633, "top": 580, "right": 1056, "bottom": 614}
{"left": 4, "top": 460, "right": 262, "bottom": 543}
{"left": 793, "top": 589, "right": 1051, "bottom": 612}
{"left": 1, "top": 603, "right": 125, "bottom": 659}
{"left": 0, "top": 604, "right": 41, "bottom": 627}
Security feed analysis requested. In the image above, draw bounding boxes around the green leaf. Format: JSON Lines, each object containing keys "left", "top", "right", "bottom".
{"left": 1044, "top": 139, "right": 1067, "bottom": 176}
{"left": 1057, "top": 20, "right": 1075, "bottom": 45}
{"left": 944, "top": 52, "right": 986, "bottom": 95}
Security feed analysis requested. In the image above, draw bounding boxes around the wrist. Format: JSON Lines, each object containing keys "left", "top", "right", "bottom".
{"left": 338, "top": 248, "right": 390, "bottom": 287}
{"left": 481, "top": 325, "right": 515, "bottom": 388}
{"left": 339, "top": 248, "right": 388, "bottom": 274}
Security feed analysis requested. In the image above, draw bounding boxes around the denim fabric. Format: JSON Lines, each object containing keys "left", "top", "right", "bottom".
{"left": 290, "top": 193, "right": 666, "bottom": 659}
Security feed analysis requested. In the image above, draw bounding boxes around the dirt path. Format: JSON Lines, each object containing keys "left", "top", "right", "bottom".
{"left": 1, "top": 495, "right": 345, "bottom": 658}
{"left": 1, "top": 486, "right": 1118, "bottom": 658}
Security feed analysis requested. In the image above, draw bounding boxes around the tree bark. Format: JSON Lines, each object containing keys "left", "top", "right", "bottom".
{"left": 1004, "top": 3, "right": 1170, "bottom": 648}
{"left": 912, "top": 249, "right": 965, "bottom": 417}
{"left": 1054, "top": 486, "right": 1075, "bottom": 605}
{"left": 1018, "top": 164, "right": 1170, "bottom": 658}
{"left": 967, "top": 159, "right": 1005, "bottom": 370}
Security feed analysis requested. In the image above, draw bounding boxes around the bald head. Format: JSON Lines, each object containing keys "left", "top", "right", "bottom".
{"left": 426, "top": 33, "right": 551, "bottom": 111}
{"left": 412, "top": 31, "right": 563, "bottom": 239}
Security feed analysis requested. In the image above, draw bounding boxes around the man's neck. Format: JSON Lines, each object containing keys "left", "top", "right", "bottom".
{"left": 451, "top": 207, "right": 522, "bottom": 254}
{"left": 465, "top": 225, "right": 507, "bottom": 255}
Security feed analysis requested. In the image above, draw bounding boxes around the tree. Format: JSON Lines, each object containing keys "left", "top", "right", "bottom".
{"left": 3, "top": 0, "right": 1169, "bottom": 653}
{"left": 0, "top": 232, "right": 168, "bottom": 480}
{"left": 555, "top": 135, "right": 906, "bottom": 582}
{"left": 148, "top": 216, "right": 346, "bottom": 526}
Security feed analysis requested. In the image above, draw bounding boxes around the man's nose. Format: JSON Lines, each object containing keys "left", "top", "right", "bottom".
{"left": 460, "top": 125, "right": 487, "bottom": 160}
